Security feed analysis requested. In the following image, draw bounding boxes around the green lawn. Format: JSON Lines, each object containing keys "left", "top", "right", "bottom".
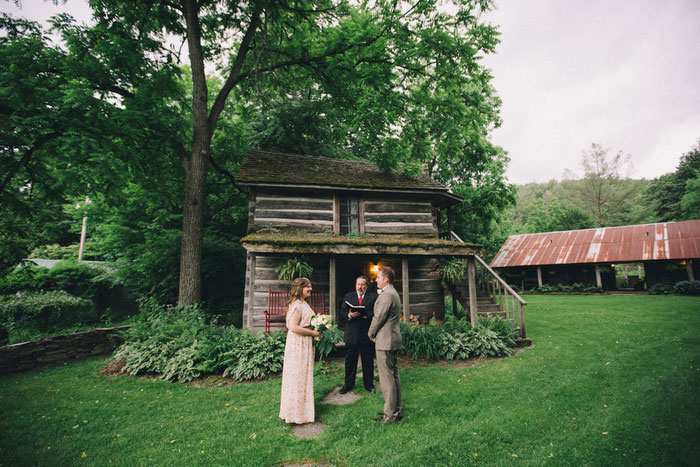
{"left": 1, "top": 295, "right": 699, "bottom": 466}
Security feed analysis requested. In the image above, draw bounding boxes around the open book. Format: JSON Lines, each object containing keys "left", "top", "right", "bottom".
{"left": 345, "top": 300, "right": 366, "bottom": 309}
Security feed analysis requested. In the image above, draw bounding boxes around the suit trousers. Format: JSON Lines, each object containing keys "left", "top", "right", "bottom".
{"left": 376, "top": 349, "right": 402, "bottom": 420}
{"left": 344, "top": 341, "right": 375, "bottom": 389}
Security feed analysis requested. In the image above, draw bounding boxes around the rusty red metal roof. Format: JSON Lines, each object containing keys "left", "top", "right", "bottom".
{"left": 490, "top": 220, "right": 700, "bottom": 268}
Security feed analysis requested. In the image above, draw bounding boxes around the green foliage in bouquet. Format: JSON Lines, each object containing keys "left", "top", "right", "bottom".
{"left": 315, "top": 325, "right": 343, "bottom": 358}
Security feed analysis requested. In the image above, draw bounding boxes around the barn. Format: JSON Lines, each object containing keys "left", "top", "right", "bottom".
{"left": 490, "top": 220, "right": 700, "bottom": 291}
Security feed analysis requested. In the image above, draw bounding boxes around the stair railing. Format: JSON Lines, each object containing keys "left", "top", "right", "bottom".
{"left": 472, "top": 254, "right": 527, "bottom": 338}
{"left": 443, "top": 230, "right": 527, "bottom": 338}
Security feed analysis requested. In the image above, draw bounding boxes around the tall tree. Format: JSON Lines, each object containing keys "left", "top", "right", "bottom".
{"left": 645, "top": 140, "right": 700, "bottom": 221}
{"left": 571, "top": 143, "right": 635, "bottom": 226}
{"left": 76, "top": 0, "right": 503, "bottom": 303}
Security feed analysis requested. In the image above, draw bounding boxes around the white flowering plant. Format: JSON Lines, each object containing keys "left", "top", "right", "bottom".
{"left": 308, "top": 314, "right": 343, "bottom": 358}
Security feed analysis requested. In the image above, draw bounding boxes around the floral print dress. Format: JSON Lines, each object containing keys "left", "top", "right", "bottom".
{"left": 279, "top": 299, "right": 315, "bottom": 424}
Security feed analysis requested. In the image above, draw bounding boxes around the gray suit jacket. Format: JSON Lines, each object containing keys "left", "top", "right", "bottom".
{"left": 368, "top": 284, "right": 402, "bottom": 351}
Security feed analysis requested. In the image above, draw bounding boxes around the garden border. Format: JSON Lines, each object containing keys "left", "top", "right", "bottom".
{"left": 0, "top": 325, "right": 130, "bottom": 375}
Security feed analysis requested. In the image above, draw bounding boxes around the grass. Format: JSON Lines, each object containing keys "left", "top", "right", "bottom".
{"left": 1, "top": 294, "right": 699, "bottom": 466}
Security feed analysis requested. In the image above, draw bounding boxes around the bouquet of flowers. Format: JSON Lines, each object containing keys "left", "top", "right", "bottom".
{"left": 308, "top": 314, "right": 343, "bottom": 358}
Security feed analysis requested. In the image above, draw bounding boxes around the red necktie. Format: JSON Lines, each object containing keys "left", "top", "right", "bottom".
{"left": 358, "top": 294, "right": 363, "bottom": 305}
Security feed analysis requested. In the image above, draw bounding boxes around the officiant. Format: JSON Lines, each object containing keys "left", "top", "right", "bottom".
{"left": 339, "top": 275, "right": 377, "bottom": 394}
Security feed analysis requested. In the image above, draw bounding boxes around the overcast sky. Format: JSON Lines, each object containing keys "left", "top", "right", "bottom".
{"left": 3, "top": 0, "right": 699, "bottom": 184}
{"left": 483, "top": 0, "right": 700, "bottom": 183}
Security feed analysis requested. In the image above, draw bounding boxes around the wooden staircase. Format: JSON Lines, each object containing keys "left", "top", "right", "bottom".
{"left": 441, "top": 235, "right": 530, "bottom": 346}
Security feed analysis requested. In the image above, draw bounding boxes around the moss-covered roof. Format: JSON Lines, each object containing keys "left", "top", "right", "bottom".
{"left": 241, "top": 232, "right": 481, "bottom": 256}
{"left": 238, "top": 149, "right": 452, "bottom": 193}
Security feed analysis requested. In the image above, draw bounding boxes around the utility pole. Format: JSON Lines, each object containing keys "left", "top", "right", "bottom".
{"left": 77, "top": 197, "right": 91, "bottom": 261}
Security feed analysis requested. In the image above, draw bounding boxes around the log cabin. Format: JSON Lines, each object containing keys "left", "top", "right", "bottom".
{"left": 238, "top": 150, "right": 526, "bottom": 337}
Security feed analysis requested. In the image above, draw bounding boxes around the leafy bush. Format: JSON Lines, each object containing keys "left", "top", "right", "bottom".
{"left": 558, "top": 283, "right": 574, "bottom": 293}
{"left": 508, "top": 283, "right": 520, "bottom": 292}
{"left": 28, "top": 243, "right": 81, "bottom": 260}
{"left": 649, "top": 283, "right": 673, "bottom": 295}
{"left": 477, "top": 315, "right": 517, "bottom": 346}
{"left": 400, "top": 316, "right": 515, "bottom": 361}
{"left": 0, "top": 323, "right": 8, "bottom": 345}
{"left": 437, "top": 331, "right": 473, "bottom": 360}
{"left": 673, "top": 280, "right": 700, "bottom": 296}
{"left": 572, "top": 282, "right": 586, "bottom": 292}
{"left": 400, "top": 323, "right": 446, "bottom": 361}
{"left": 583, "top": 285, "right": 602, "bottom": 293}
{"left": 0, "top": 262, "right": 136, "bottom": 322}
{"left": 0, "top": 290, "right": 93, "bottom": 332}
{"left": 469, "top": 327, "right": 512, "bottom": 358}
{"left": 536, "top": 284, "right": 559, "bottom": 293}
{"left": 218, "top": 332, "right": 286, "bottom": 381}
{"left": 115, "top": 300, "right": 287, "bottom": 383}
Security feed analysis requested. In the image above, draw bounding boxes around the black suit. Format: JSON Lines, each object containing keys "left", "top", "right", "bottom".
{"left": 339, "top": 290, "right": 377, "bottom": 390}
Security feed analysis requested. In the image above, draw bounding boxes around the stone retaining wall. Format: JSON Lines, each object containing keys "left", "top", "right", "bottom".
{"left": 0, "top": 326, "right": 131, "bottom": 375}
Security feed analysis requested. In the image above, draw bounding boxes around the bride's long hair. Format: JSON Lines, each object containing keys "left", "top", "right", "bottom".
{"left": 285, "top": 277, "right": 311, "bottom": 313}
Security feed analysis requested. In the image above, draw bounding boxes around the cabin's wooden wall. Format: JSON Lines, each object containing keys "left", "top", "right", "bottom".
{"left": 407, "top": 257, "right": 445, "bottom": 320}
{"left": 248, "top": 190, "right": 334, "bottom": 233}
{"left": 243, "top": 255, "right": 329, "bottom": 332}
{"left": 363, "top": 198, "right": 437, "bottom": 236}
{"left": 247, "top": 189, "right": 439, "bottom": 237}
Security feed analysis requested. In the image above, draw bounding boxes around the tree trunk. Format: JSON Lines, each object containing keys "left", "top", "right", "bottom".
{"left": 179, "top": 0, "right": 211, "bottom": 304}
{"left": 178, "top": 144, "right": 210, "bottom": 303}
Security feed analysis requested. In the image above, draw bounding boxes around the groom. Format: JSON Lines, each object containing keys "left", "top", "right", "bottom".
{"left": 368, "top": 266, "right": 402, "bottom": 423}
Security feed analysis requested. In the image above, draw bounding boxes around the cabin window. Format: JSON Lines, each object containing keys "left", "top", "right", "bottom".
{"left": 339, "top": 196, "right": 360, "bottom": 234}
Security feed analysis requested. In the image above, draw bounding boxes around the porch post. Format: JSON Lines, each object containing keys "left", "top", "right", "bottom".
{"left": 537, "top": 266, "right": 543, "bottom": 287}
{"left": 595, "top": 265, "right": 602, "bottom": 288}
{"left": 687, "top": 260, "right": 695, "bottom": 282}
{"left": 402, "top": 258, "right": 409, "bottom": 323}
{"left": 447, "top": 206, "right": 454, "bottom": 234}
{"left": 329, "top": 255, "right": 337, "bottom": 322}
{"left": 467, "top": 255, "right": 478, "bottom": 326}
{"left": 247, "top": 254, "right": 256, "bottom": 330}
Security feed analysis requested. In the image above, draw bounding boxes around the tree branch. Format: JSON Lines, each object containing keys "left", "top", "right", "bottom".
{"left": 1, "top": 130, "right": 62, "bottom": 193}
{"left": 208, "top": 155, "right": 249, "bottom": 195}
{"left": 207, "top": 5, "right": 263, "bottom": 137}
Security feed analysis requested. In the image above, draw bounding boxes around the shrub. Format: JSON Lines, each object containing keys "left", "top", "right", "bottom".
{"left": 0, "top": 261, "right": 136, "bottom": 322}
{"left": 0, "top": 323, "right": 8, "bottom": 345}
{"left": 476, "top": 316, "right": 517, "bottom": 347}
{"left": 0, "top": 263, "right": 39, "bottom": 293}
{"left": 0, "top": 290, "right": 93, "bottom": 332}
{"left": 399, "top": 323, "right": 446, "bottom": 362}
{"left": 558, "top": 283, "right": 574, "bottom": 293}
{"left": 400, "top": 316, "right": 516, "bottom": 361}
{"left": 469, "top": 327, "right": 512, "bottom": 358}
{"left": 219, "top": 332, "right": 286, "bottom": 381}
{"left": 673, "top": 280, "right": 700, "bottom": 296}
{"left": 508, "top": 283, "right": 520, "bottom": 292}
{"left": 114, "top": 300, "right": 287, "bottom": 383}
{"left": 649, "top": 283, "right": 673, "bottom": 295}
{"left": 583, "top": 285, "right": 602, "bottom": 293}
{"left": 537, "top": 284, "right": 558, "bottom": 293}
